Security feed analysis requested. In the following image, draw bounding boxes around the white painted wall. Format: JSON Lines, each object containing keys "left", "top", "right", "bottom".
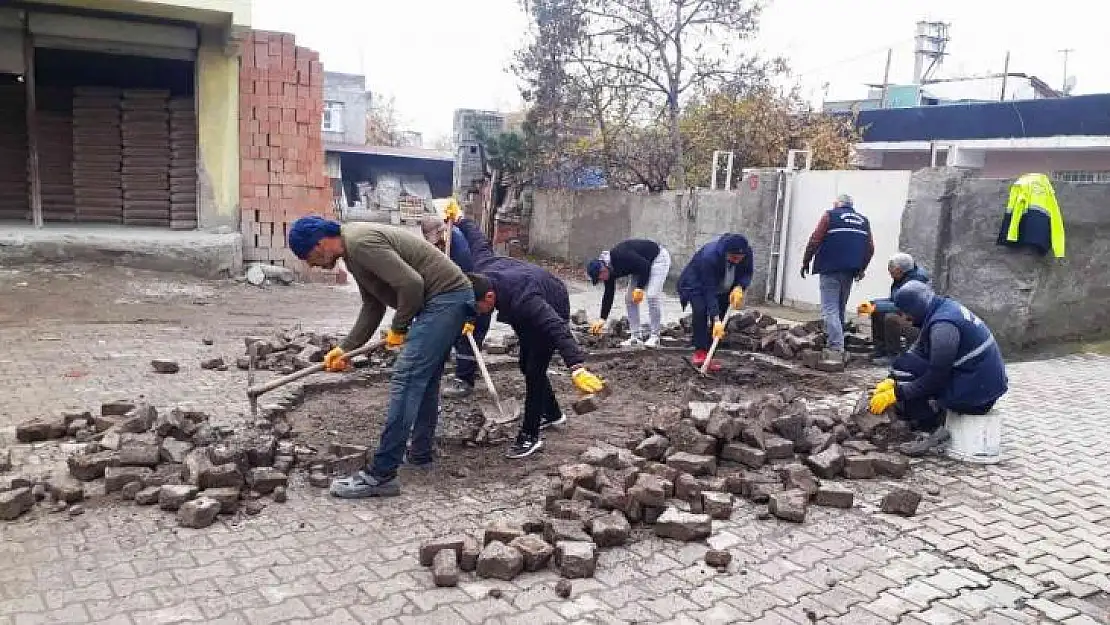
{"left": 779, "top": 170, "right": 912, "bottom": 310}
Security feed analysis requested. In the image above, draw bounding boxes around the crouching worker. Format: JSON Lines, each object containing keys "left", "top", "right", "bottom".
{"left": 868, "top": 281, "right": 1008, "bottom": 456}
{"left": 467, "top": 267, "right": 606, "bottom": 459}
{"left": 288, "top": 215, "right": 475, "bottom": 498}
{"left": 856, "top": 252, "right": 929, "bottom": 366}
{"left": 677, "top": 234, "right": 753, "bottom": 372}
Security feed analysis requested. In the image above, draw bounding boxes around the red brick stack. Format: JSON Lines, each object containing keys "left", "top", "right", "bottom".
{"left": 169, "top": 96, "right": 198, "bottom": 229}
{"left": 238, "top": 30, "right": 333, "bottom": 279}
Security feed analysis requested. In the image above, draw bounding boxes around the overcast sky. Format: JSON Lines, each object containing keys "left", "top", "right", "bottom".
{"left": 253, "top": 0, "right": 1110, "bottom": 141}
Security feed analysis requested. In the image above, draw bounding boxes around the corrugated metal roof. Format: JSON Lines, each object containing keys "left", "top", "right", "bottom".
{"left": 325, "top": 142, "right": 454, "bottom": 162}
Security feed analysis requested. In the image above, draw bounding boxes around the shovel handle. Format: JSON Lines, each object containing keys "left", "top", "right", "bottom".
{"left": 700, "top": 308, "right": 735, "bottom": 375}
{"left": 444, "top": 217, "right": 454, "bottom": 256}
{"left": 466, "top": 332, "right": 503, "bottom": 408}
{"left": 247, "top": 339, "right": 385, "bottom": 398}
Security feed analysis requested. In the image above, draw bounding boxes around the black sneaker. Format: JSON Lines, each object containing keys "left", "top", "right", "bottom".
{"left": 506, "top": 434, "right": 544, "bottom": 459}
{"left": 540, "top": 414, "right": 567, "bottom": 430}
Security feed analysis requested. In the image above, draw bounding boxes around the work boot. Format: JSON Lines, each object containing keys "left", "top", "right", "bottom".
{"left": 899, "top": 427, "right": 952, "bottom": 457}
{"left": 644, "top": 335, "right": 661, "bottom": 348}
{"left": 442, "top": 377, "right": 473, "bottom": 399}
{"left": 691, "top": 349, "right": 722, "bottom": 373}
{"left": 329, "top": 470, "right": 401, "bottom": 499}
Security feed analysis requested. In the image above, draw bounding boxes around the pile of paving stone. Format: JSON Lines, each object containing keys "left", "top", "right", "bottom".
{"left": 1, "top": 400, "right": 290, "bottom": 525}
{"left": 418, "top": 385, "right": 925, "bottom": 587}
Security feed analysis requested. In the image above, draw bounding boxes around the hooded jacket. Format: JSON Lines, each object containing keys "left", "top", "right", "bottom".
{"left": 892, "top": 282, "right": 1008, "bottom": 411}
{"left": 677, "top": 234, "right": 754, "bottom": 320}
{"left": 479, "top": 257, "right": 587, "bottom": 368}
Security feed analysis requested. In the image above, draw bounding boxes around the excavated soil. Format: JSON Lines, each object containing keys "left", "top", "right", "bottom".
{"left": 288, "top": 351, "right": 868, "bottom": 488}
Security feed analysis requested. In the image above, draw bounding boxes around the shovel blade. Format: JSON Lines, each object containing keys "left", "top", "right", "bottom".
{"left": 479, "top": 397, "right": 521, "bottom": 426}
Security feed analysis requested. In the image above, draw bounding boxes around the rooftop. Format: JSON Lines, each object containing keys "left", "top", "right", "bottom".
{"left": 325, "top": 142, "right": 453, "bottom": 162}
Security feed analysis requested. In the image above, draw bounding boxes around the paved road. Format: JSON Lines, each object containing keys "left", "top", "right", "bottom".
{"left": 1, "top": 265, "right": 1108, "bottom": 624}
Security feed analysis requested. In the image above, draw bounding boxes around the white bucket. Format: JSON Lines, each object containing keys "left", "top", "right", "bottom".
{"left": 944, "top": 410, "right": 1002, "bottom": 464}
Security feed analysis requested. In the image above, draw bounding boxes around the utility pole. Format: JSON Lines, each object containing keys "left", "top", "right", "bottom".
{"left": 1059, "top": 48, "right": 1074, "bottom": 93}
{"left": 1000, "top": 51, "right": 1011, "bottom": 101}
{"left": 879, "top": 48, "right": 893, "bottom": 108}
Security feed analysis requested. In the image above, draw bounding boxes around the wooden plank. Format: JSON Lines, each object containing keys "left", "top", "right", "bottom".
{"left": 23, "top": 27, "right": 42, "bottom": 228}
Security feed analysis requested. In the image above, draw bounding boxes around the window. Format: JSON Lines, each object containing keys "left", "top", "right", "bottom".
{"left": 323, "top": 101, "right": 344, "bottom": 133}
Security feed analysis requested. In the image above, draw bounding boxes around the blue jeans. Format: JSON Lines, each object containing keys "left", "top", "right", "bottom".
{"left": 819, "top": 272, "right": 855, "bottom": 350}
{"left": 369, "top": 288, "right": 475, "bottom": 478}
{"left": 453, "top": 312, "right": 492, "bottom": 385}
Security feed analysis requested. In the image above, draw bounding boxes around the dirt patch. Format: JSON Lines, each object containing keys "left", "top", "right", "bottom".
{"left": 288, "top": 351, "right": 865, "bottom": 488}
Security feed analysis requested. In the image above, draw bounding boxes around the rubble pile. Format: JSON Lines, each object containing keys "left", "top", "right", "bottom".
{"left": 418, "top": 385, "right": 924, "bottom": 587}
{"left": 1, "top": 400, "right": 291, "bottom": 524}
{"left": 239, "top": 332, "right": 340, "bottom": 373}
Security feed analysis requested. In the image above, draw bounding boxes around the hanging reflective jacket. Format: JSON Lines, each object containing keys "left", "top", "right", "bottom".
{"left": 996, "top": 173, "right": 1066, "bottom": 258}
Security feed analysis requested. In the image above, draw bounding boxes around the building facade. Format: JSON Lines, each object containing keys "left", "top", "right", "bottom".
{"left": 322, "top": 71, "right": 369, "bottom": 146}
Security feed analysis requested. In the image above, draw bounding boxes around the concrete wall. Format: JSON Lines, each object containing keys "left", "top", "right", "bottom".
{"left": 196, "top": 26, "right": 239, "bottom": 230}
{"left": 901, "top": 168, "right": 1110, "bottom": 350}
{"left": 323, "top": 71, "right": 368, "bottom": 146}
{"left": 530, "top": 172, "right": 781, "bottom": 301}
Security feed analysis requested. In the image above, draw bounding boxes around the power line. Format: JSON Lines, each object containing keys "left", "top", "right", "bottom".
{"left": 792, "top": 38, "right": 915, "bottom": 78}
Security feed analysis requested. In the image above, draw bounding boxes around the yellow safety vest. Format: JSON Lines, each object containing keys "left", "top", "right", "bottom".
{"left": 1005, "top": 173, "right": 1066, "bottom": 258}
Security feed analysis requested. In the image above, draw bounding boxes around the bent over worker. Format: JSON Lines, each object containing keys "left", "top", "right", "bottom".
{"left": 288, "top": 216, "right": 474, "bottom": 498}
{"left": 868, "top": 281, "right": 1008, "bottom": 456}
{"left": 467, "top": 262, "right": 605, "bottom": 459}
{"left": 441, "top": 202, "right": 501, "bottom": 398}
{"left": 585, "top": 239, "right": 672, "bottom": 348}
{"left": 800, "top": 194, "right": 874, "bottom": 359}
{"left": 677, "top": 234, "right": 753, "bottom": 372}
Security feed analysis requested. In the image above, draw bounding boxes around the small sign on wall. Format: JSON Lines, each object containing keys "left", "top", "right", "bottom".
{"left": 749, "top": 174, "right": 759, "bottom": 191}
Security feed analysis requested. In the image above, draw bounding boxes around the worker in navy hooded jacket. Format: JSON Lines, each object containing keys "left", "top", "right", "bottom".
{"left": 868, "top": 281, "right": 1008, "bottom": 457}
{"left": 466, "top": 264, "right": 606, "bottom": 459}
{"left": 677, "top": 234, "right": 753, "bottom": 372}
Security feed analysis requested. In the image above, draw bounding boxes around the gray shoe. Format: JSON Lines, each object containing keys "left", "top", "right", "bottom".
{"left": 329, "top": 470, "right": 401, "bottom": 498}
{"left": 442, "top": 377, "right": 473, "bottom": 399}
{"left": 899, "top": 427, "right": 952, "bottom": 457}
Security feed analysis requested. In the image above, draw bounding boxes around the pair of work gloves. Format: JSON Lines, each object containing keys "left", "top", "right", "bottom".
{"left": 321, "top": 329, "right": 406, "bottom": 372}
{"left": 869, "top": 377, "right": 896, "bottom": 414}
{"left": 710, "top": 287, "right": 747, "bottom": 340}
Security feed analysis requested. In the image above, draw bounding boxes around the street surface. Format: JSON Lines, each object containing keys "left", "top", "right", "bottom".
{"left": 1, "top": 264, "right": 1107, "bottom": 624}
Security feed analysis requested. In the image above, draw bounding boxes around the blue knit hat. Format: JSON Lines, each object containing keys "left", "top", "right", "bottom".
{"left": 586, "top": 259, "right": 605, "bottom": 285}
{"left": 288, "top": 216, "right": 342, "bottom": 259}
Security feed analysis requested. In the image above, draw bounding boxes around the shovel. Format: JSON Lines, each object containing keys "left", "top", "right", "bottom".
{"left": 466, "top": 332, "right": 520, "bottom": 431}
{"left": 246, "top": 339, "right": 385, "bottom": 417}
{"left": 696, "top": 309, "right": 735, "bottom": 376}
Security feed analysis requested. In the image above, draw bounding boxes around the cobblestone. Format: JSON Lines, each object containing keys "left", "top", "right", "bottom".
{"left": 2, "top": 266, "right": 1108, "bottom": 623}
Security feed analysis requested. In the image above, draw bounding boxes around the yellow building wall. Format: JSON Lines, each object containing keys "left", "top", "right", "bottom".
{"left": 196, "top": 27, "right": 240, "bottom": 229}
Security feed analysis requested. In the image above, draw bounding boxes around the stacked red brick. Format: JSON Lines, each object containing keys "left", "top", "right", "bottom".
{"left": 72, "top": 87, "right": 123, "bottom": 223}
{"left": 0, "top": 84, "right": 28, "bottom": 221}
{"left": 238, "top": 30, "right": 330, "bottom": 273}
{"left": 38, "top": 87, "right": 75, "bottom": 222}
{"left": 120, "top": 89, "right": 171, "bottom": 227}
{"left": 169, "top": 97, "right": 198, "bottom": 229}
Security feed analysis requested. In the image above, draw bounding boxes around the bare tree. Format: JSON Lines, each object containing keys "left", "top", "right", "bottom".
{"left": 366, "top": 94, "right": 403, "bottom": 147}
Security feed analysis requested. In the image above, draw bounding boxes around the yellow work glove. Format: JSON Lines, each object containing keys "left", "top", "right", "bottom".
{"left": 571, "top": 367, "right": 605, "bottom": 394}
{"left": 869, "top": 388, "right": 897, "bottom": 414}
{"left": 712, "top": 321, "right": 726, "bottom": 340}
{"left": 874, "top": 378, "right": 895, "bottom": 394}
{"left": 461, "top": 321, "right": 475, "bottom": 336}
{"left": 589, "top": 320, "right": 606, "bottom": 336}
{"left": 385, "top": 329, "right": 406, "bottom": 349}
{"left": 631, "top": 288, "right": 645, "bottom": 305}
{"left": 857, "top": 301, "right": 877, "bottom": 315}
{"left": 729, "top": 287, "right": 745, "bottom": 310}
{"left": 444, "top": 199, "right": 462, "bottom": 222}
{"left": 323, "top": 347, "right": 350, "bottom": 372}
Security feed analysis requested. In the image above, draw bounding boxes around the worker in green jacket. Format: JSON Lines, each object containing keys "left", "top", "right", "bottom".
{"left": 288, "top": 216, "right": 475, "bottom": 499}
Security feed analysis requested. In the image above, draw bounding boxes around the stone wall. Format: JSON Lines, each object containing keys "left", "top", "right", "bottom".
{"left": 902, "top": 168, "right": 1110, "bottom": 350}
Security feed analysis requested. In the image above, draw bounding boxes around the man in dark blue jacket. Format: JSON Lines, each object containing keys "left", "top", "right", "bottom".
{"left": 857, "top": 252, "right": 929, "bottom": 365}
{"left": 800, "top": 194, "right": 874, "bottom": 359}
{"left": 467, "top": 263, "right": 605, "bottom": 459}
{"left": 677, "top": 234, "right": 753, "bottom": 372}
{"left": 585, "top": 239, "right": 672, "bottom": 348}
{"left": 869, "top": 281, "right": 1008, "bottom": 456}
{"left": 439, "top": 212, "right": 499, "bottom": 398}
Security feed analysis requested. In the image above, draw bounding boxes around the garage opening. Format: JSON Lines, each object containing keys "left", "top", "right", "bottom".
{"left": 30, "top": 47, "right": 198, "bottom": 228}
